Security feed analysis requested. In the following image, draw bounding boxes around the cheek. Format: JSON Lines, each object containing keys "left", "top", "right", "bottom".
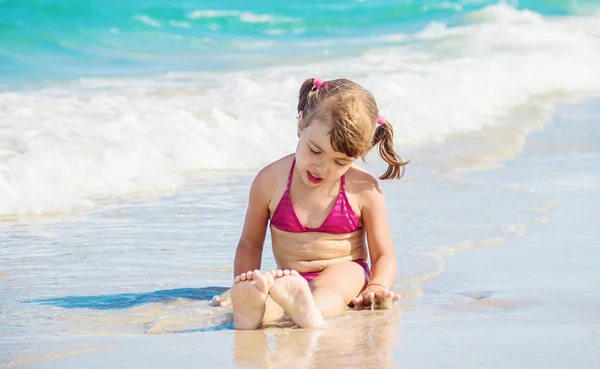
{"left": 321, "top": 164, "right": 345, "bottom": 180}
{"left": 334, "top": 166, "right": 349, "bottom": 178}
{"left": 295, "top": 148, "right": 309, "bottom": 162}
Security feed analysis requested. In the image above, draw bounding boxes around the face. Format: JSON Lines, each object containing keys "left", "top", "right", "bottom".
{"left": 295, "top": 117, "right": 355, "bottom": 187}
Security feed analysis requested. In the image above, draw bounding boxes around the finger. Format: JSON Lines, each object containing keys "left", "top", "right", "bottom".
{"left": 372, "top": 291, "right": 399, "bottom": 310}
{"left": 352, "top": 295, "right": 364, "bottom": 309}
{"left": 360, "top": 292, "right": 375, "bottom": 308}
{"left": 367, "top": 292, "right": 375, "bottom": 303}
{"left": 374, "top": 290, "right": 389, "bottom": 300}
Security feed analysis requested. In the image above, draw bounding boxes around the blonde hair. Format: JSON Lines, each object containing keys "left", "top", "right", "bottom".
{"left": 297, "top": 78, "right": 408, "bottom": 180}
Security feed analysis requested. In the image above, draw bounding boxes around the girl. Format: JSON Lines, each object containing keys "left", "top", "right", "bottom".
{"left": 229, "top": 77, "right": 407, "bottom": 329}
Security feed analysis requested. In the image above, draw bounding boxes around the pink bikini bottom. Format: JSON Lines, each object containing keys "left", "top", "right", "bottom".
{"left": 299, "top": 259, "right": 370, "bottom": 283}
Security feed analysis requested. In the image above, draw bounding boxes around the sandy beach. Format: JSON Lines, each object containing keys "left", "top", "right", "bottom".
{"left": 2, "top": 1, "right": 600, "bottom": 367}
{"left": 1, "top": 97, "right": 598, "bottom": 368}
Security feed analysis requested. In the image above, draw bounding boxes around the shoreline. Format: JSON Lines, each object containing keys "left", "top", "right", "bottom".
{"left": 4, "top": 98, "right": 598, "bottom": 368}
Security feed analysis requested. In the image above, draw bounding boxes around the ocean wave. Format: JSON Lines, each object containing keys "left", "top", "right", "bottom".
{"left": 186, "top": 10, "right": 295, "bottom": 24}
{"left": 1, "top": 4, "right": 600, "bottom": 216}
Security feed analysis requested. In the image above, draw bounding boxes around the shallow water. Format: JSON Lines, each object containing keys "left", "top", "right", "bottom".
{"left": 2, "top": 0, "right": 600, "bottom": 367}
{"left": 2, "top": 98, "right": 598, "bottom": 368}
{"left": 0, "top": 103, "right": 565, "bottom": 366}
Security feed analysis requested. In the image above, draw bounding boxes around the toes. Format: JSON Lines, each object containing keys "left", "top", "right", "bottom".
{"left": 235, "top": 270, "right": 258, "bottom": 283}
{"left": 270, "top": 269, "right": 300, "bottom": 279}
{"left": 264, "top": 271, "right": 275, "bottom": 285}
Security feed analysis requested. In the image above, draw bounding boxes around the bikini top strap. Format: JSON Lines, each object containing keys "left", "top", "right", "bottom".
{"left": 340, "top": 173, "right": 346, "bottom": 192}
{"left": 287, "top": 158, "right": 296, "bottom": 189}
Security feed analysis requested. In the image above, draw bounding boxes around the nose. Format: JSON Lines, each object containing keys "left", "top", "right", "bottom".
{"left": 314, "top": 156, "right": 328, "bottom": 174}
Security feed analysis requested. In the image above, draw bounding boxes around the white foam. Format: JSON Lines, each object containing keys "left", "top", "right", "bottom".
{"left": 132, "top": 15, "right": 161, "bottom": 28}
{"left": 2, "top": 4, "right": 600, "bottom": 216}
{"left": 169, "top": 21, "right": 191, "bottom": 29}
{"left": 186, "top": 10, "right": 294, "bottom": 24}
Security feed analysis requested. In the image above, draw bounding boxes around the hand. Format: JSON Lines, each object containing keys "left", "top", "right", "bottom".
{"left": 351, "top": 283, "right": 400, "bottom": 310}
{"left": 210, "top": 289, "right": 231, "bottom": 307}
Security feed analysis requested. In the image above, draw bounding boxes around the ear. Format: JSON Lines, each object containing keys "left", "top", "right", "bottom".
{"left": 297, "top": 111, "right": 303, "bottom": 138}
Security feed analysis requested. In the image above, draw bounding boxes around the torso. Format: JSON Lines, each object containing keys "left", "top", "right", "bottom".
{"left": 267, "top": 155, "right": 368, "bottom": 272}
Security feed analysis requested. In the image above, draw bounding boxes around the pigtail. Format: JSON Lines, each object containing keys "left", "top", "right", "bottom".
{"left": 372, "top": 120, "right": 408, "bottom": 180}
{"left": 299, "top": 78, "right": 328, "bottom": 112}
{"left": 297, "top": 78, "right": 314, "bottom": 113}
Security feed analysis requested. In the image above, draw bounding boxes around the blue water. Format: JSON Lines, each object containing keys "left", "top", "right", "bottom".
{"left": 27, "top": 287, "right": 228, "bottom": 309}
{"left": 1, "top": 0, "right": 596, "bottom": 86}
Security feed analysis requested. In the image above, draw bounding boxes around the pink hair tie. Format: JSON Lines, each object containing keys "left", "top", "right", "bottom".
{"left": 377, "top": 113, "right": 386, "bottom": 126}
{"left": 313, "top": 78, "right": 325, "bottom": 89}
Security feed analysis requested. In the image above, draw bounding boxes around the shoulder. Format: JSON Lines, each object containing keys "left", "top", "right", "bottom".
{"left": 251, "top": 154, "right": 294, "bottom": 199}
{"left": 254, "top": 154, "right": 294, "bottom": 184}
{"left": 345, "top": 165, "right": 385, "bottom": 210}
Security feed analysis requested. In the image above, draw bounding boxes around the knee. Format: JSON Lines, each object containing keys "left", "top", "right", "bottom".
{"left": 312, "top": 287, "right": 345, "bottom": 306}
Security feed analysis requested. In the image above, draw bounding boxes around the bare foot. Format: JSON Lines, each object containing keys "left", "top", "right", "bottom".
{"left": 269, "top": 270, "right": 326, "bottom": 328}
{"left": 231, "top": 270, "right": 275, "bottom": 330}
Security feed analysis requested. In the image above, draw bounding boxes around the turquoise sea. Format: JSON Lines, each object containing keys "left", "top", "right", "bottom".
{"left": 1, "top": 1, "right": 599, "bottom": 368}
{"left": 2, "top": 0, "right": 599, "bottom": 84}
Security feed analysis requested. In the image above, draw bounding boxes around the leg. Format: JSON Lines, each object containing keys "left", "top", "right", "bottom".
{"left": 310, "top": 261, "right": 368, "bottom": 318}
{"left": 269, "top": 270, "right": 326, "bottom": 328}
{"left": 231, "top": 270, "right": 275, "bottom": 330}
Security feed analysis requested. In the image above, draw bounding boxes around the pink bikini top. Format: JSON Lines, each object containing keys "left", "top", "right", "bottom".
{"left": 270, "top": 159, "right": 361, "bottom": 234}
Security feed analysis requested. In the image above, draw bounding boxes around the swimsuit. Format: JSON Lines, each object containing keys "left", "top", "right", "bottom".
{"left": 270, "top": 158, "right": 370, "bottom": 282}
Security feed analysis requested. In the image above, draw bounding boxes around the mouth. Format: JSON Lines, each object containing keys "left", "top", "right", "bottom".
{"left": 307, "top": 171, "right": 324, "bottom": 184}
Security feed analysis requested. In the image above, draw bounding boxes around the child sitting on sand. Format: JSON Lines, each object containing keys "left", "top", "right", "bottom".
{"left": 228, "top": 77, "right": 407, "bottom": 329}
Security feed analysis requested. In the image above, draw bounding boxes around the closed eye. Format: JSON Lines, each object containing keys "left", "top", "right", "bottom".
{"left": 310, "top": 148, "right": 320, "bottom": 155}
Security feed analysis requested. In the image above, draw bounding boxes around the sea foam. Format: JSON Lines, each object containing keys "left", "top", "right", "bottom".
{"left": 1, "top": 4, "right": 600, "bottom": 216}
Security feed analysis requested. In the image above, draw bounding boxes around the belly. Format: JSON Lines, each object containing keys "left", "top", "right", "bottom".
{"left": 270, "top": 225, "right": 368, "bottom": 273}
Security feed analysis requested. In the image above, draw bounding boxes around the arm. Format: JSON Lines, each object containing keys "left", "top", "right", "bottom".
{"left": 351, "top": 180, "right": 400, "bottom": 309}
{"left": 361, "top": 185, "right": 397, "bottom": 288}
{"left": 233, "top": 168, "right": 272, "bottom": 277}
